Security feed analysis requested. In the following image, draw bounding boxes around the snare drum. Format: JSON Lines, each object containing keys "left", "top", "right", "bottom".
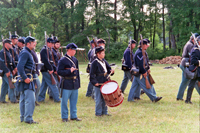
{"left": 100, "top": 80, "right": 124, "bottom": 107}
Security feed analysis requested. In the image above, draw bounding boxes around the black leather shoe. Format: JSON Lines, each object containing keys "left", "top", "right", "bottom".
{"left": 134, "top": 97, "right": 141, "bottom": 100}
{"left": 185, "top": 100, "right": 192, "bottom": 104}
{"left": 140, "top": 90, "right": 145, "bottom": 95}
{"left": 62, "top": 119, "right": 68, "bottom": 122}
{"left": 11, "top": 100, "right": 19, "bottom": 103}
{"left": 25, "top": 120, "right": 39, "bottom": 124}
{"left": 176, "top": 98, "right": 183, "bottom": 101}
{"left": 154, "top": 97, "right": 162, "bottom": 102}
{"left": 1, "top": 101, "right": 9, "bottom": 103}
{"left": 49, "top": 96, "right": 53, "bottom": 100}
{"left": 104, "top": 114, "right": 111, "bottom": 116}
{"left": 71, "top": 118, "right": 82, "bottom": 121}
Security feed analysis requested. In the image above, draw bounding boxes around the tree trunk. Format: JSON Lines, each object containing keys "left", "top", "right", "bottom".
{"left": 114, "top": 0, "right": 117, "bottom": 42}
{"left": 153, "top": 10, "right": 157, "bottom": 49}
{"left": 94, "top": 0, "right": 99, "bottom": 35}
{"left": 162, "top": 1, "right": 166, "bottom": 50}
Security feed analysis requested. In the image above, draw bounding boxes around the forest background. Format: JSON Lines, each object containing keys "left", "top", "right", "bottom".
{"left": 0, "top": 0, "right": 199, "bottom": 61}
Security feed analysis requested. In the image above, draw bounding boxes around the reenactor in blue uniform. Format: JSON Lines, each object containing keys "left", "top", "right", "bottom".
{"left": 120, "top": 39, "right": 140, "bottom": 98}
{"left": 0, "top": 39, "right": 18, "bottom": 103}
{"left": 10, "top": 35, "right": 19, "bottom": 65}
{"left": 90, "top": 46, "right": 114, "bottom": 116}
{"left": 15, "top": 38, "right": 25, "bottom": 99}
{"left": 57, "top": 43, "right": 81, "bottom": 122}
{"left": 128, "top": 40, "right": 162, "bottom": 102}
{"left": 31, "top": 49, "right": 41, "bottom": 106}
{"left": 185, "top": 36, "right": 200, "bottom": 104}
{"left": 38, "top": 38, "right": 60, "bottom": 102}
{"left": 177, "top": 33, "right": 199, "bottom": 101}
{"left": 17, "top": 36, "right": 38, "bottom": 124}
{"left": 86, "top": 40, "right": 95, "bottom": 97}
{"left": 49, "top": 37, "right": 61, "bottom": 98}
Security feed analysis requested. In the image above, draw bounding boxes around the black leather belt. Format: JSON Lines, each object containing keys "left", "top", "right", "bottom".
{"left": 25, "top": 68, "right": 36, "bottom": 74}
{"left": 62, "top": 76, "right": 77, "bottom": 80}
{"left": 96, "top": 73, "right": 107, "bottom": 77}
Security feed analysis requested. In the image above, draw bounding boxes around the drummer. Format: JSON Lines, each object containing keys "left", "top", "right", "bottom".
{"left": 90, "top": 46, "right": 114, "bottom": 117}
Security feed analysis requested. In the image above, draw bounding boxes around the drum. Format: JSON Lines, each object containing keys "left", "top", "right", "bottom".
{"left": 100, "top": 80, "right": 124, "bottom": 107}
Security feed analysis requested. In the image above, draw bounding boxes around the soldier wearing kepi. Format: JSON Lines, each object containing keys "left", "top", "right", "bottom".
{"left": 177, "top": 33, "right": 200, "bottom": 101}
{"left": 17, "top": 36, "right": 38, "bottom": 124}
{"left": 128, "top": 40, "right": 162, "bottom": 102}
{"left": 120, "top": 39, "right": 140, "bottom": 97}
{"left": 185, "top": 36, "right": 200, "bottom": 104}
{"left": 38, "top": 38, "right": 60, "bottom": 102}
{"left": 10, "top": 34, "right": 19, "bottom": 65}
{"left": 90, "top": 46, "right": 114, "bottom": 116}
{"left": 0, "top": 39, "right": 18, "bottom": 103}
{"left": 57, "top": 43, "right": 81, "bottom": 122}
{"left": 86, "top": 40, "right": 95, "bottom": 97}
{"left": 31, "top": 48, "right": 41, "bottom": 106}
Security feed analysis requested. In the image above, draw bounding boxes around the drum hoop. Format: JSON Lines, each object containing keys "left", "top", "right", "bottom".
{"left": 100, "top": 80, "right": 119, "bottom": 95}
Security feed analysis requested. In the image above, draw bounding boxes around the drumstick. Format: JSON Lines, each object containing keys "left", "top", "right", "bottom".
{"left": 65, "top": 68, "right": 79, "bottom": 70}
{"left": 107, "top": 65, "right": 117, "bottom": 79}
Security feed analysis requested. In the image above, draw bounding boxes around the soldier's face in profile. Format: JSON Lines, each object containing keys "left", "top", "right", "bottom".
{"left": 97, "top": 51, "right": 105, "bottom": 59}
{"left": 6, "top": 43, "right": 12, "bottom": 49}
{"left": 17, "top": 42, "right": 24, "bottom": 48}
{"left": 131, "top": 43, "right": 136, "bottom": 49}
{"left": 12, "top": 38, "right": 18, "bottom": 45}
{"left": 55, "top": 43, "right": 60, "bottom": 49}
{"left": 29, "top": 41, "right": 37, "bottom": 50}
{"left": 71, "top": 49, "right": 76, "bottom": 56}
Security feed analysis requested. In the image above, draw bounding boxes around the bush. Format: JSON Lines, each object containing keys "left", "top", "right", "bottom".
{"left": 105, "top": 42, "right": 127, "bottom": 61}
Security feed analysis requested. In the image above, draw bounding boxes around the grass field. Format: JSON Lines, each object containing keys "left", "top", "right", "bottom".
{"left": 0, "top": 63, "right": 199, "bottom": 133}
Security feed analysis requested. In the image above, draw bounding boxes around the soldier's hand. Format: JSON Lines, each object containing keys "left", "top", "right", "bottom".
{"left": 111, "top": 69, "right": 115, "bottom": 74}
{"left": 54, "top": 71, "right": 57, "bottom": 74}
{"left": 147, "top": 70, "right": 150, "bottom": 74}
{"left": 6, "top": 71, "right": 10, "bottom": 77}
{"left": 24, "top": 78, "right": 31, "bottom": 84}
{"left": 71, "top": 67, "right": 76, "bottom": 73}
{"left": 94, "top": 83, "right": 99, "bottom": 86}
{"left": 14, "top": 68, "right": 17, "bottom": 73}
{"left": 143, "top": 72, "right": 147, "bottom": 77}
{"left": 49, "top": 70, "right": 53, "bottom": 74}
{"left": 12, "top": 70, "right": 16, "bottom": 76}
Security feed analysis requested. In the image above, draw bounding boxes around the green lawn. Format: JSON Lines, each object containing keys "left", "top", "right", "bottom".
{"left": 0, "top": 63, "right": 199, "bottom": 133}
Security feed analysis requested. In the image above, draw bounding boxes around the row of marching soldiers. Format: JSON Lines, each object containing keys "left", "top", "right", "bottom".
{"left": 0, "top": 34, "right": 64, "bottom": 124}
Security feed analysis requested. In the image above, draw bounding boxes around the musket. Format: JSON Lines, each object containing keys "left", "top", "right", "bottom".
{"left": 140, "top": 34, "right": 151, "bottom": 89}
{"left": 87, "top": 36, "right": 92, "bottom": 48}
{"left": 191, "top": 32, "right": 200, "bottom": 48}
{"left": 1, "top": 35, "right": 15, "bottom": 89}
{"left": 44, "top": 31, "right": 56, "bottom": 85}
{"left": 92, "top": 36, "right": 98, "bottom": 47}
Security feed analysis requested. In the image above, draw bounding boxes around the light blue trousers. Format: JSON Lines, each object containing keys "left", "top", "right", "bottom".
{"left": 20, "top": 89, "right": 35, "bottom": 122}
{"left": 61, "top": 89, "right": 78, "bottom": 119}
{"left": 128, "top": 74, "right": 157, "bottom": 101}
{"left": 0, "top": 74, "right": 16, "bottom": 102}
{"left": 38, "top": 72, "right": 60, "bottom": 102}
{"left": 177, "top": 65, "right": 199, "bottom": 99}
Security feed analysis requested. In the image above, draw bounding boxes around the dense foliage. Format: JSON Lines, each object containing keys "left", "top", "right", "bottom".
{"left": 0, "top": 0, "right": 199, "bottom": 60}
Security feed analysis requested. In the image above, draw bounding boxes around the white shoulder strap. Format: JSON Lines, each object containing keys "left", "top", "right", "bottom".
{"left": 64, "top": 56, "right": 77, "bottom": 68}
